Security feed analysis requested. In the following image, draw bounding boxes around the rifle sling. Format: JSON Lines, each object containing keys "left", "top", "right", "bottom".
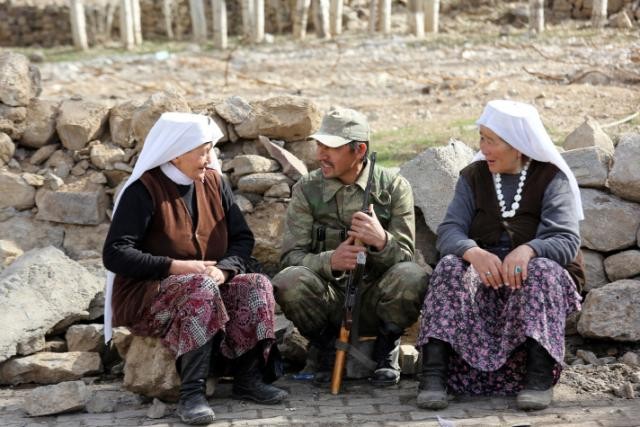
{"left": 334, "top": 341, "right": 378, "bottom": 371}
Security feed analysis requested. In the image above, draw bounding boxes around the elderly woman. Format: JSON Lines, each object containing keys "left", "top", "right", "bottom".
{"left": 103, "top": 112, "right": 287, "bottom": 425}
{"left": 416, "top": 100, "right": 584, "bottom": 411}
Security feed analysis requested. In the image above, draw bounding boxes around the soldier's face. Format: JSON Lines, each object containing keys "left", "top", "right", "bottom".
{"left": 316, "top": 141, "right": 366, "bottom": 184}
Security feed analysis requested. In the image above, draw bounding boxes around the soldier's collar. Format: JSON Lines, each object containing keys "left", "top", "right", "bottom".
{"left": 322, "top": 160, "right": 371, "bottom": 202}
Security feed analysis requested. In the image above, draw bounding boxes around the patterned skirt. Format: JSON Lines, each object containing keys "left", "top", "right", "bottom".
{"left": 417, "top": 254, "right": 581, "bottom": 395}
{"left": 131, "top": 273, "right": 276, "bottom": 360}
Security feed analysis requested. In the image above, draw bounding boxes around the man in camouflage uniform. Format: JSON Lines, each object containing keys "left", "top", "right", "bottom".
{"left": 272, "top": 107, "right": 429, "bottom": 386}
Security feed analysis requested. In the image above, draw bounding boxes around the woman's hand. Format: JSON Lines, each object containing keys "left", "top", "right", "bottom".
{"left": 204, "top": 265, "right": 229, "bottom": 284}
{"left": 463, "top": 246, "right": 504, "bottom": 289}
{"left": 169, "top": 259, "right": 218, "bottom": 275}
{"left": 502, "top": 245, "right": 535, "bottom": 290}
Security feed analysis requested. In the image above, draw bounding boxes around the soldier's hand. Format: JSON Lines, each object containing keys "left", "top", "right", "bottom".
{"left": 330, "top": 236, "right": 367, "bottom": 271}
{"left": 348, "top": 204, "right": 387, "bottom": 251}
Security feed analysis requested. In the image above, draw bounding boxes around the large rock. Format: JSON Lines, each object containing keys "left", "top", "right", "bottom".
{"left": 66, "top": 324, "right": 105, "bottom": 353}
{"left": 29, "top": 143, "right": 59, "bottom": 165}
{"left": 36, "top": 179, "right": 108, "bottom": 225}
{"left": 90, "top": 142, "right": 126, "bottom": 170}
{"left": 122, "top": 336, "right": 180, "bottom": 401}
{"left": 24, "top": 381, "right": 88, "bottom": 416}
{"left": 0, "top": 104, "right": 27, "bottom": 139}
{"left": 215, "top": 95, "right": 252, "bottom": 125}
{"left": 0, "top": 239, "right": 23, "bottom": 267}
{"left": 131, "top": 90, "right": 190, "bottom": 145}
{"left": 244, "top": 201, "right": 287, "bottom": 269}
{"left": 0, "top": 52, "right": 41, "bottom": 107}
{"left": 0, "top": 131, "right": 15, "bottom": 165}
{"left": 0, "top": 352, "right": 102, "bottom": 385}
{"left": 230, "top": 154, "right": 280, "bottom": 176}
{"left": 56, "top": 100, "right": 110, "bottom": 151}
{"left": 0, "top": 216, "right": 64, "bottom": 252}
{"left": 579, "top": 188, "right": 640, "bottom": 252}
{"left": 609, "top": 133, "right": 640, "bottom": 203}
{"left": 285, "top": 139, "right": 319, "bottom": 170}
{"left": 582, "top": 249, "right": 609, "bottom": 292}
{"left": 20, "top": 99, "right": 59, "bottom": 148}
{"left": 577, "top": 280, "right": 640, "bottom": 342}
{"left": 233, "top": 96, "right": 322, "bottom": 142}
{"left": 561, "top": 146, "right": 611, "bottom": 189}
{"left": 563, "top": 116, "right": 614, "bottom": 154}
{"left": 63, "top": 223, "right": 110, "bottom": 259}
{"left": 0, "top": 170, "right": 35, "bottom": 210}
{"left": 0, "top": 246, "right": 103, "bottom": 362}
{"left": 237, "top": 172, "right": 293, "bottom": 194}
{"left": 259, "top": 135, "right": 308, "bottom": 181}
{"left": 109, "top": 100, "right": 142, "bottom": 148}
{"left": 400, "top": 139, "right": 475, "bottom": 233}
{"left": 604, "top": 250, "right": 640, "bottom": 282}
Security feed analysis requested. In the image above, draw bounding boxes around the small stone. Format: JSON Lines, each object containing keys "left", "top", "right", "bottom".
{"left": 146, "top": 398, "right": 167, "bottom": 419}
{"left": 576, "top": 349, "right": 599, "bottom": 365}
{"left": 86, "top": 392, "right": 117, "bottom": 413}
{"left": 621, "top": 352, "right": 640, "bottom": 367}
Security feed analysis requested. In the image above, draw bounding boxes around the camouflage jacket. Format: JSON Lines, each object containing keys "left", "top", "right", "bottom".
{"left": 280, "top": 160, "right": 416, "bottom": 282}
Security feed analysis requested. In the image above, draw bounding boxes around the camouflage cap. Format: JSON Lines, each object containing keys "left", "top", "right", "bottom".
{"left": 310, "top": 107, "right": 370, "bottom": 147}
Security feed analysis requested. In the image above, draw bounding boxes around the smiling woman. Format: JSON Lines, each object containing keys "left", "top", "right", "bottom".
{"left": 171, "top": 141, "right": 214, "bottom": 182}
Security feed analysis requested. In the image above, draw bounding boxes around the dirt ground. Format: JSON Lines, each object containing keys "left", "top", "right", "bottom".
{"left": 30, "top": 4, "right": 640, "bottom": 165}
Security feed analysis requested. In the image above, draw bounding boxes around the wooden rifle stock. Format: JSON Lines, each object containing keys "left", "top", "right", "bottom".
{"left": 329, "top": 152, "right": 376, "bottom": 395}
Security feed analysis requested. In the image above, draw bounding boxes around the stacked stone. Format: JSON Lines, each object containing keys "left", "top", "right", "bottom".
{"left": 551, "top": 0, "right": 638, "bottom": 25}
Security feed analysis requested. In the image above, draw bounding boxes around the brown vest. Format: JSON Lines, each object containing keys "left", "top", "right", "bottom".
{"left": 112, "top": 167, "right": 228, "bottom": 327}
{"left": 461, "top": 160, "right": 585, "bottom": 292}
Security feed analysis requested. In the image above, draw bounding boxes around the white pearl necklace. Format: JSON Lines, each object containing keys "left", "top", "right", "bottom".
{"left": 493, "top": 160, "right": 531, "bottom": 218}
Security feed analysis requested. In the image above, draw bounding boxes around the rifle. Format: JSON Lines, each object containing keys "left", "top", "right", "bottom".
{"left": 330, "top": 152, "right": 378, "bottom": 395}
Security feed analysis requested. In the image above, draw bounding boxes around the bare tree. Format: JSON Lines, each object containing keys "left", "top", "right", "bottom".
{"left": 407, "top": 0, "right": 424, "bottom": 37}
{"left": 529, "top": 0, "right": 544, "bottom": 33}
{"left": 70, "top": 0, "right": 89, "bottom": 50}
{"left": 424, "top": 0, "right": 439, "bottom": 33}
{"left": 163, "top": 0, "right": 174, "bottom": 39}
{"left": 120, "top": 0, "right": 135, "bottom": 49}
{"left": 330, "top": 0, "right": 343, "bottom": 36}
{"left": 132, "top": 0, "right": 142, "bottom": 45}
{"left": 592, "top": 0, "right": 608, "bottom": 28}
{"left": 368, "top": 0, "right": 378, "bottom": 33}
{"left": 254, "top": 0, "right": 265, "bottom": 43}
{"left": 293, "top": 0, "right": 312, "bottom": 39}
{"left": 212, "top": 0, "right": 227, "bottom": 48}
{"left": 242, "top": 0, "right": 255, "bottom": 39}
{"left": 189, "top": 0, "right": 208, "bottom": 42}
{"left": 379, "top": 0, "right": 391, "bottom": 34}
{"left": 315, "top": 0, "right": 331, "bottom": 39}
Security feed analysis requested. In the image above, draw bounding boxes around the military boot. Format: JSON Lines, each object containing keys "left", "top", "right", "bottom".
{"left": 517, "top": 338, "right": 555, "bottom": 410}
{"left": 369, "top": 322, "right": 402, "bottom": 387}
{"left": 232, "top": 348, "right": 289, "bottom": 404}
{"left": 309, "top": 326, "right": 337, "bottom": 385}
{"left": 417, "top": 338, "right": 450, "bottom": 410}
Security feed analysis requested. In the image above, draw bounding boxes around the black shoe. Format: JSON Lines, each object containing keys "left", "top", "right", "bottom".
{"left": 232, "top": 349, "right": 288, "bottom": 404}
{"left": 369, "top": 322, "right": 402, "bottom": 387}
{"left": 517, "top": 338, "right": 555, "bottom": 410}
{"left": 308, "top": 326, "right": 337, "bottom": 386}
{"left": 417, "top": 339, "right": 450, "bottom": 410}
{"left": 176, "top": 341, "right": 216, "bottom": 424}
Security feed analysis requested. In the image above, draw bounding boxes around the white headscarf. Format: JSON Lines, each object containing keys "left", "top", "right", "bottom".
{"left": 473, "top": 100, "right": 584, "bottom": 220}
{"left": 104, "top": 112, "right": 224, "bottom": 342}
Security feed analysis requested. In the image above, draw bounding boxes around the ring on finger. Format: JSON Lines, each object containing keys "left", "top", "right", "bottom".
{"left": 485, "top": 271, "right": 492, "bottom": 277}
{"left": 514, "top": 265, "right": 522, "bottom": 274}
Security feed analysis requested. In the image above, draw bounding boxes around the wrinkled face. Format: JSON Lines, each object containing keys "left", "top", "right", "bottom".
{"left": 479, "top": 126, "right": 523, "bottom": 174}
{"left": 172, "top": 142, "right": 213, "bottom": 181}
{"left": 316, "top": 141, "right": 367, "bottom": 184}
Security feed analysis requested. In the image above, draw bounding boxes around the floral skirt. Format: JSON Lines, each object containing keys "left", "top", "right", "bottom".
{"left": 417, "top": 255, "right": 581, "bottom": 395}
{"left": 131, "top": 273, "right": 276, "bottom": 360}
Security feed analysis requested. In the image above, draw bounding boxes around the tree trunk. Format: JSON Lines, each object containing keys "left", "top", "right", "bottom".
{"left": 212, "top": 0, "right": 227, "bottom": 49}
{"left": 424, "top": 0, "right": 439, "bottom": 33}
{"left": 368, "top": 0, "right": 378, "bottom": 33}
{"left": 379, "top": 0, "right": 391, "bottom": 34}
{"left": 253, "top": 0, "right": 264, "bottom": 43}
{"left": 189, "top": 0, "right": 207, "bottom": 42}
{"left": 407, "top": 0, "right": 424, "bottom": 37}
{"left": 70, "top": 0, "right": 89, "bottom": 50}
{"left": 330, "top": 0, "right": 343, "bottom": 35}
{"left": 529, "top": 0, "right": 544, "bottom": 33}
{"left": 293, "top": 0, "right": 311, "bottom": 39}
{"left": 315, "top": 0, "right": 331, "bottom": 39}
{"left": 120, "top": 0, "right": 135, "bottom": 49}
{"left": 242, "top": 0, "right": 255, "bottom": 39}
{"left": 163, "top": 0, "right": 174, "bottom": 39}
{"left": 132, "top": 0, "right": 142, "bottom": 45}
{"left": 591, "top": 0, "right": 608, "bottom": 28}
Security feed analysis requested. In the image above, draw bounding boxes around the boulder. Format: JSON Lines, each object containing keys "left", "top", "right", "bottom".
{"left": 0, "top": 246, "right": 103, "bottom": 362}
{"left": 234, "top": 96, "right": 322, "bottom": 142}
{"left": 579, "top": 188, "right": 640, "bottom": 252}
{"left": 63, "top": 223, "right": 110, "bottom": 259}
{"left": 244, "top": 201, "right": 287, "bottom": 269}
{"left": 259, "top": 135, "right": 308, "bottom": 181}
{"left": 0, "top": 216, "right": 64, "bottom": 252}
{"left": 285, "top": 139, "right": 319, "bottom": 170}
{"left": 131, "top": 90, "right": 190, "bottom": 145}
{"left": 0, "top": 131, "right": 15, "bottom": 165}
{"left": 56, "top": 100, "right": 110, "bottom": 151}
{"left": 577, "top": 280, "right": 640, "bottom": 342}
{"left": 563, "top": 116, "right": 614, "bottom": 155}
{"left": 214, "top": 95, "right": 252, "bottom": 125}
{"left": 24, "top": 381, "right": 88, "bottom": 416}
{"left": 122, "top": 336, "right": 180, "bottom": 401}
{"left": 0, "top": 52, "right": 41, "bottom": 107}
{"left": 20, "top": 99, "right": 59, "bottom": 148}
{"left": 90, "top": 142, "right": 126, "bottom": 170}
{"left": 0, "top": 352, "right": 102, "bottom": 385}
{"left": 400, "top": 139, "right": 475, "bottom": 233}
{"left": 66, "top": 324, "right": 105, "bottom": 353}
{"left": 0, "top": 170, "right": 35, "bottom": 210}
{"left": 0, "top": 104, "right": 27, "bottom": 139}
{"left": 582, "top": 249, "right": 609, "bottom": 292}
{"left": 237, "top": 172, "right": 293, "bottom": 194}
{"left": 604, "top": 250, "right": 640, "bottom": 282}
{"left": 109, "top": 100, "right": 142, "bottom": 148}
{"left": 29, "top": 143, "right": 59, "bottom": 165}
{"left": 561, "top": 146, "right": 610, "bottom": 189}
{"left": 36, "top": 179, "right": 108, "bottom": 225}
{"left": 609, "top": 133, "right": 640, "bottom": 203}
{"left": 230, "top": 154, "right": 280, "bottom": 176}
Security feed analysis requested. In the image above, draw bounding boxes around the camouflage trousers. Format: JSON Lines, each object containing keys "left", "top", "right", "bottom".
{"left": 272, "top": 262, "right": 429, "bottom": 338}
